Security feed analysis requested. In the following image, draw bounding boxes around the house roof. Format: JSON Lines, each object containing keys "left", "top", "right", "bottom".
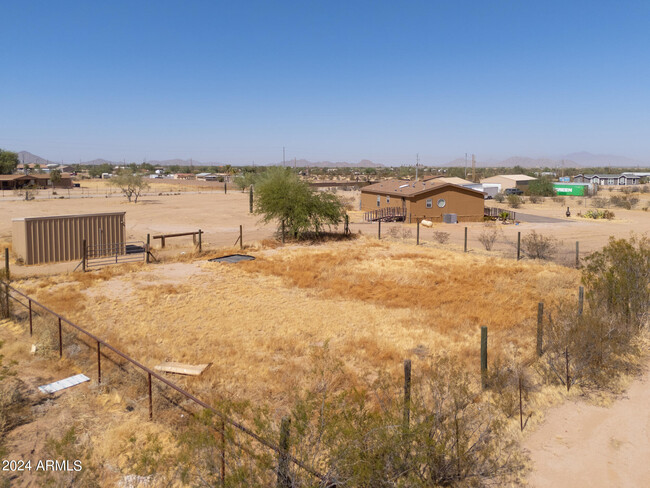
{"left": 435, "top": 176, "right": 475, "bottom": 186}
{"left": 361, "top": 179, "right": 483, "bottom": 197}
{"left": 484, "top": 174, "right": 537, "bottom": 181}
{"left": 580, "top": 174, "right": 627, "bottom": 179}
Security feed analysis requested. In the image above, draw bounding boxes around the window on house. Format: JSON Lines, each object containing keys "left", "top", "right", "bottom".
{"left": 426, "top": 198, "right": 433, "bottom": 208}
{"left": 386, "top": 196, "right": 390, "bottom": 203}
{"left": 377, "top": 196, "right": 381, "bottom": 207}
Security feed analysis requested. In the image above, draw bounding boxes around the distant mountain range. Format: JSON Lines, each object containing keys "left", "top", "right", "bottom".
{"left": 13, "top": 150, "right": 650, "bottom": 169}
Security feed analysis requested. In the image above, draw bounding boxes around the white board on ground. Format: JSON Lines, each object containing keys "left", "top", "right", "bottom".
{"left": 38, "top": 374, "right": 90, "bottom": 394}
{"left": 154, "top": 362, "right": 212, "bottom": 376}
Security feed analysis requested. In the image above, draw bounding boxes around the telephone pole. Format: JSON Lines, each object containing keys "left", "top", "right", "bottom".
{"left": 415, "top": 153, "right": 420, "bottom": 181}
{"left": 472, "top": 154, "right": 476, "bottom": 182}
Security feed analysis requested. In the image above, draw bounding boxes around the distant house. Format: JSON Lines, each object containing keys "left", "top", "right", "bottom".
{"left": 573, "top": 173, "right": 641, "bottom": 185}
{"left": 174, "top": 173, "right": 195, "bottom": 180}
{"left": 361, "top": 179, "right": 485, "bottom": 223}
{"left": 0, "top": 173, "right": 73, "bottom": 190}
{"left": 480, "top": 174, "right": 537, "bottom": 190}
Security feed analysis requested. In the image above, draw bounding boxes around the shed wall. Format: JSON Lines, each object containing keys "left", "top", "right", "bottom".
{"left": 12, "top": 213, "right": 125, "bottom": 265}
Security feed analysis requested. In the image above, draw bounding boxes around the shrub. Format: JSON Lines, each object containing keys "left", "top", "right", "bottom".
{"left": 432, "top": 230, "right": 449, "bottom": 244}
{"left": 528, "top": 194, "right": 541, "bottom": 204}
{"left": 478, "top": 224, "right": 500, "bottom": 250}
{"left": 592, "top": 197, "right": 608, "bottom": 208}
{"left": 527, "top": 177, "right": 555, "bottom": 196}
{"left": 521, "top": 231, "right": 557, "bottom": 260}
{"left": 494, "top": 193, "right": 505, "bottom": 203}
{"left": 551, "top": 196, "right": 566, "bottom": 205}
{"left": 582, "top": 235, "right": 650, "bottom": 330}
{"left": 506, "top": 194, "right": 522, "bottom": 208}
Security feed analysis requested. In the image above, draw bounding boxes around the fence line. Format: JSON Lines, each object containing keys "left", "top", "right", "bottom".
{"left": 0, "top": 280, "right": 329, "bottom": 486}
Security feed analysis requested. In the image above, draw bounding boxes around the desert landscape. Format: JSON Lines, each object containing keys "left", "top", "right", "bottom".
{"left": 1, "top": 182, "right": 648, "bottom": 486}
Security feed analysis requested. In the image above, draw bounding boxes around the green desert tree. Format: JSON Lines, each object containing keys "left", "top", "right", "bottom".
{"left": 254, "top": 166, "right": 345, "bottom": 238}
{"left": 112, "top": 171, "right": 150, "bottom": 203}
{"left": 50, "top": 169, "right": 62, "bottom": 187}
{"left": 0, "top": 149, "right": 19, "bottom": 174}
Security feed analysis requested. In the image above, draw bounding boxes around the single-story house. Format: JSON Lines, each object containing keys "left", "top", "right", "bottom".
{"left": 480, "top": 174, "right": 537, "bottom": 190}
{"left": 0, "top": 173, "right": 73, "bottom": 190}
{"left": 573, "top": 173, "right": 642, "bottom": 185}
{"left": 361, "top": 179, "right": 485, "bottom": 223}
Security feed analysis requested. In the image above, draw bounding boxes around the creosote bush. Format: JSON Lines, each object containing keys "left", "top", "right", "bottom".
{"left": 432, "top": 230, "right": 450, "bottom": 244}
{"left": 506, "top": 194, "right": 522, "bottom": 208}
{"left": 478, "top": 223, "right": 500, "bottom": 251}
{"left": 521, "top": 231, "right": 557, "bottom": 260}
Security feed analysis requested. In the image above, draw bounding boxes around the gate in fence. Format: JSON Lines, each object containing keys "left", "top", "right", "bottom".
{"left": 84, "top": 241, "right": 146, "bottom": 269}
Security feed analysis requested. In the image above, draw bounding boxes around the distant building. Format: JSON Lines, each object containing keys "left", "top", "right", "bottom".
{"left": 480, "top": 174, "right": 537, "bottom": 190}
{"left": 0, "top": 173, "right": 73, "bottom": 190}
{"left": 573, "top": 173, "right": 641, "bottom": 185}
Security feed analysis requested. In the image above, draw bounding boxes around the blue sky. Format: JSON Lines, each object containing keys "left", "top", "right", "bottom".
{"left": 1, "top": 0, "right": 649, "bottom": 164}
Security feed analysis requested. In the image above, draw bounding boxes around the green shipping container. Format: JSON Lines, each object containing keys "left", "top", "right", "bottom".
{"left": 553, "top": 183, "right": 587, "bottom": 196}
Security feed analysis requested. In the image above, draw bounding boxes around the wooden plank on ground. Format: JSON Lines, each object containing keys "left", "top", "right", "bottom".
{"left": 38, "top": 374, "right": 90, "bottom": 394}
{"left": 154, "top": 362, "right": 212, "bottom": 376}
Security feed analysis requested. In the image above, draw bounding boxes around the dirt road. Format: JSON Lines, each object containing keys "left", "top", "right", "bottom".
{"left": 523, "top": 367, "right": 650, "bottom": 487}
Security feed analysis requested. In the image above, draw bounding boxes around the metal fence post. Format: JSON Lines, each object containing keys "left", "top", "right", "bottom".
{"left": 277, "top": 416, "right": 291, "bottom": 488}
{"left": 239, "top": 225, "right": 243, "bottom": 250}
{"left": 82, "top": 239, "right": 87, "bottom": 272}
{"left": 198, "top": 229, "right": 202, "bottom": 253}
{"left": 281, "top": 220, "right": 285, "bottom": 244}
{"left": 146, "top": 234, "right": 151, "bottom": 264}
{"left": 517, "top": 232, "right": 521, "bottom": 261}
{"left": 378, "top": 220, "right": 381, "bottom": 239}
{"left": 249, "top": 185, "right": 254, "bottom": 213}
{"left": 58, "top": 317, "right": 63, "bottom": 358}
{"left": 224, "top": 182, "right": 227, "bottom": 194}
{"left": 148, "top": 373, "right": 153, "bottom": 420}
{"left": 464, "top": 227, "right": 468, "bottom": 252}
{"left": 481, "top": 326, "right": 488, "bottom": 389}
{"left": 416, "top": 221, "right": 420, "bottom": 245}
{"left": 537, "top": 302, "right": 544, "bottom": 357}
{"left": 220, "top": 418, "right": 226, "bottom": 485}
{"left": 403, "top": 359, "right": 411, "bottom": 433}
{"left": 29, "top": 299, "right": 33, "bottom": 336}
{"left": 4, "top": 248, "right": 8, "bottom": 281}
{"left": 575, "top": 241, "right": 579, "bottom": 268}
{"left": 97, "top": 341, "right": 101, "bottom": 384}
{"left": 578, "top": 286, "right": 584, "bottom": 315}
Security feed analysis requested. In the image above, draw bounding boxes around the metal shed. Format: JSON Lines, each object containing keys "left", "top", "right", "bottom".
{"left": 12, "top": 212, "right": 126, "bottom": 265}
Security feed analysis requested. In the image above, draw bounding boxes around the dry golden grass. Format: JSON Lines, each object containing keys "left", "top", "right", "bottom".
{"left": 12, "top": 238, "right": 580, "bottom": 414}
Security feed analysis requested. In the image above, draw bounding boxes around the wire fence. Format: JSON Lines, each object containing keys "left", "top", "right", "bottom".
{"left": 0, "top": 280, "right": 332, "bottom": 487}
{"left": 364, "top": 220, "right": 585, "bottom": 268}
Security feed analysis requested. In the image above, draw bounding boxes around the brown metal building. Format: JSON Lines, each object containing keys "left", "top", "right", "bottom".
{"left": 12, "top": 212, "right": 126, "bottom": 265}
{"left": 361, "top": 179, "right": 485, "bottom": 222}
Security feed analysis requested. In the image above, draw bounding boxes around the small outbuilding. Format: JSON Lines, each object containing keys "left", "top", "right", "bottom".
{"left": 12, "top": 212, "right": 126, "bottom": 265}
{"left": 361, "top": 179, "right": 484, "bottom": 223}
{"left": 480, "top": 174, "right": 537, "bottom": 190}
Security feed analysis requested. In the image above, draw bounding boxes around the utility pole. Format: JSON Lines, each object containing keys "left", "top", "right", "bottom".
{"left": 472, "top": 154, "right": 476, "bottom": 182}
{"left": 465, "top": 153, "right": 468, "bottom": 179}
{"left": 415, "top": 153, "right": 420, "bottom": 181}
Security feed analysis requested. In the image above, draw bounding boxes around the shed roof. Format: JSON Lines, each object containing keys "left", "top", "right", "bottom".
{"left": 487, "top": 174, "right": 537, "bottom": 181}
{"left": 361, "top": 179, "right": 483, "bottom": 197}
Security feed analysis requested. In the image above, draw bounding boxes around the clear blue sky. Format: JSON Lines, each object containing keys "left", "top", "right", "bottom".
{"left": 2, "top": 0, "right": 649, "bottom": 165}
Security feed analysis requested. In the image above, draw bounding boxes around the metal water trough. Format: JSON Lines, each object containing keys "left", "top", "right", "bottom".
{"left": 209, "top": 254, "right": 256, "bottom": 263}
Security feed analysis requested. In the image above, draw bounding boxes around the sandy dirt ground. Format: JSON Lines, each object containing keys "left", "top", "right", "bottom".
{"left": 2, "top": 187, "right": 649, "bottom": 278}
{"left": 523, "top": 364, "right": 650, "bottom": 487}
